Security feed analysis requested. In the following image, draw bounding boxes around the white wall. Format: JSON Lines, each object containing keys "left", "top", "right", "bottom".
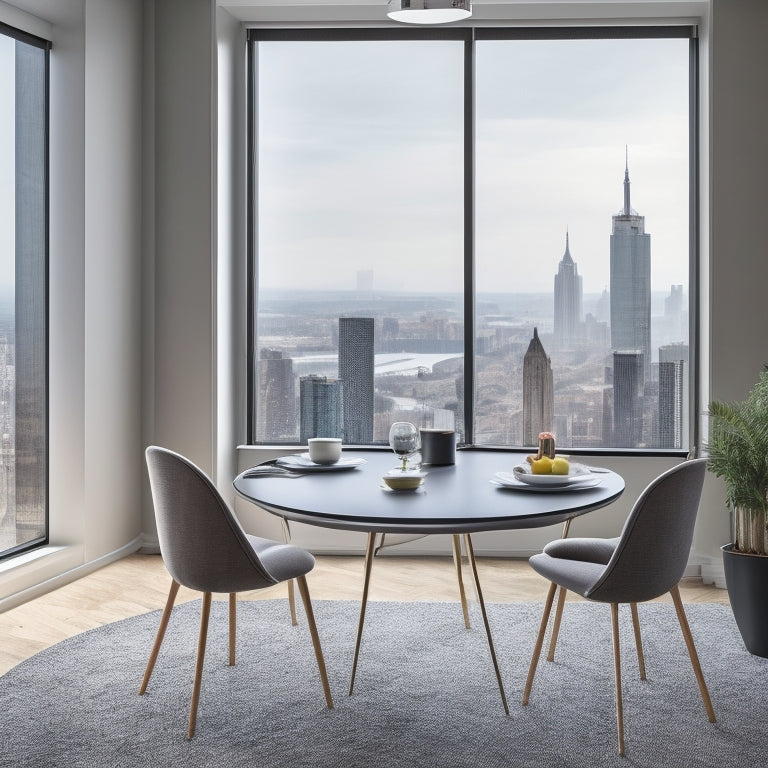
{"left": 0, "top": 0, "right": 145, "bottom": 610}
{"left": 148, "top": 0, "right": 216, "bottom": 475}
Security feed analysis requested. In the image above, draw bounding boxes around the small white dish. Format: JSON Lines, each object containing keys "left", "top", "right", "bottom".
{"left": 381, "top": 472, "right": 426, "bottom": 491}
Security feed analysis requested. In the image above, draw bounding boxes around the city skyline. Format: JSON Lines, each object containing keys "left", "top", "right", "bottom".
{"left": 256, "top": 144, "right": 688, "bottom": 451}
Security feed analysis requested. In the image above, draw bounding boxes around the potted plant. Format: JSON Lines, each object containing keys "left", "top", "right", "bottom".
{"left": 707, "top": 367, "right": 768, "bottom": 657}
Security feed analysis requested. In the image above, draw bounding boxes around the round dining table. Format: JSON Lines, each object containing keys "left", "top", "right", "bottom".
{"left": 234, "top": 448, "right": 625, "bottom": 713}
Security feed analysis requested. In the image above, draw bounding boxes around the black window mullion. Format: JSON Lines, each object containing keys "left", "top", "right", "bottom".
{"left": 688, "top": 34, "right": 700, "bottom": 455}
{"left": 463, "top": 31, "right": 475, "bottom": 446}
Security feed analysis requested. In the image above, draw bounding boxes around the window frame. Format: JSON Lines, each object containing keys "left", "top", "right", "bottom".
{"left": 0, "top": 21, "right": 50, "bottom": 562}
{"left": 246, "top": 24, "right": 698, "bottom": 457}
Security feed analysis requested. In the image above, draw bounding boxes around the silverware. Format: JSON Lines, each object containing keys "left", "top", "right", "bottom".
{"left": 243, "top": 466, "right": 302, "bottom": 478}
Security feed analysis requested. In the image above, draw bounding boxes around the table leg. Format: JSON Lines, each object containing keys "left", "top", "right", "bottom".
{"left": 463, "top": 533, "right": 509, "bottom": 715}
{"left": 452, "top": 534, "right": 471, "bottom": 629}
{"left": 349, "top": 531, "right": 377, "bottom": 696}
{"left": 280, "top": 518, "right": 298, "bottom": 627}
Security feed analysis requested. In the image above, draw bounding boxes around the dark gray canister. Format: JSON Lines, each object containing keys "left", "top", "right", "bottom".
{"left": 420, "top": 429, "right": 456, "bottom": 465}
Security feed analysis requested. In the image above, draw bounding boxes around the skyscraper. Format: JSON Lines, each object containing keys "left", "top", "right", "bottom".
{"left": 256, "top": 349, "right": 296, "bottom": 442}
{"left": 553, "top": 230, "right": 583, "bottom": 346}
{"left": 612, "top": 351, "right": 644, "bottom": 448}
{"left": 522, "top": 327, "right": 554, "bottom": 447}
{"left": 658, "top": 343, "right": 689, "bottom": 449}
{"left": 610, "top": 155, "right": 651, "bottom": 378}
{"left": 299, "top": 375, "right": 343, "bottom": 443}
{"left": 338, "top": 317, "right": 375, "bottom": 444}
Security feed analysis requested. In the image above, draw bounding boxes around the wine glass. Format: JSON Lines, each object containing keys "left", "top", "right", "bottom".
{"left": 388, "top": 422, "right": 420, "bottom": 472}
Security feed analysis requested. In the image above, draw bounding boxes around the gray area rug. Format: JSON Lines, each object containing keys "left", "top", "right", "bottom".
{"left": 1, "top": 598, "right": 765, "bottom": 767}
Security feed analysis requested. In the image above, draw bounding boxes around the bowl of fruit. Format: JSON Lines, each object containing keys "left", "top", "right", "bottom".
{"left": 512, "top": 433, "right": 594, "bottom": 486}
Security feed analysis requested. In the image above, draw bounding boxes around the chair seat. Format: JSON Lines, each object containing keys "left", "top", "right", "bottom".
{"left": 529, "top": 552, "right": 606, "bottom": 598}
{"left": 246, "top": 535, "right": 315, "bottom": 583}
{"left": 543, "top": 536, "right": 620, "bottom": 565}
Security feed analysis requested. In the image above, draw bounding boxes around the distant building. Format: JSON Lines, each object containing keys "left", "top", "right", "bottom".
{"left": 610, "top": 156, "right": 651, "bottom": 378}
{"left": 338, "top": 317, "right": 375, "bottom": 444}
{"left": 522, "top": 327, "right": 554, "bottom": 447}
{"left": 256, "top": 349, "right": 296, "bottom": 442}
{"left": 553, "top": 231, "right": 583, "bottom": 346}
{"left": 596, "top": 287, "right": 610, "bottom": 325}
{"left": 299, "top": 375, "right": 343, "bottom": 443}
{"left": 665, "top": 284, "right": 684, "bottom": 317}
{"left": 612, "top": 351, "right": 644, "bottom": 448}
{"left": 658, "top": 343, "right": 689, "bottom": 449}
{"left": 659, "top": 284, "right": 688, "bottom": 345}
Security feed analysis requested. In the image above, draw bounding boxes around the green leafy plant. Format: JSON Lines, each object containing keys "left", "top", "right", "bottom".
{"left": 707, "top": 367, "right": 768, "bottom": 554}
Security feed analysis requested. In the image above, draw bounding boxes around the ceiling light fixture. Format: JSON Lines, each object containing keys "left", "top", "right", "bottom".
{"left": 387, "top": 1, "right": 472, "bottom": 25}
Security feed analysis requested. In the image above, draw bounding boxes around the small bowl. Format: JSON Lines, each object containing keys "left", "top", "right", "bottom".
{"left": 382, "top": 472, "right": 425, "bottom": 491}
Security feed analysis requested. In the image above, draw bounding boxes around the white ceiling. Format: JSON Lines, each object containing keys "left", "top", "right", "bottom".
{"left": 218, "top": 0, "right": 708, "bottom": 24}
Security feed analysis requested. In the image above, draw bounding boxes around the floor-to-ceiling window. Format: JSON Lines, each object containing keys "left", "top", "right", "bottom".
{"left": 0, "top": 23, "right": 49, "bottom": 560}
{"left": 247, "top": 26, "right": 695, "bottom": 454}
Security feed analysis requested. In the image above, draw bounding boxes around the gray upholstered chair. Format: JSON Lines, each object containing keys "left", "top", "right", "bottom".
{"left": 522, "top": 458, "right": 715, "bottom": 755}
{"left": 142, "top": 446, "right": 333, "bottom": 738}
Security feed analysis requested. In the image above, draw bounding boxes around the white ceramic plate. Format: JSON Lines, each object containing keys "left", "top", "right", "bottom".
{"left": 493, "top": 471, "right": 602, "bottom": 492}
{"left": 511, "top": 463, "right": 595, "bottom": 487}
{"left": 275, "top": 455, "right": 367, "bottom": 472}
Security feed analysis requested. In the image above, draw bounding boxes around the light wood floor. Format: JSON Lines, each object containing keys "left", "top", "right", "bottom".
{"left": 0, "top": 552, "right": 728, "bottom": 676}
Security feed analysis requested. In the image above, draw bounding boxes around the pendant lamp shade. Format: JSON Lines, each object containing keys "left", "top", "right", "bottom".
{"left": 387, "top": 1, "right": 472, "bottom": 24}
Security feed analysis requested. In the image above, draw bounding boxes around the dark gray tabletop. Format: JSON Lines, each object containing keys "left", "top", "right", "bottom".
{"left": 234, "top": 449, "right": 625, "bottom": 535}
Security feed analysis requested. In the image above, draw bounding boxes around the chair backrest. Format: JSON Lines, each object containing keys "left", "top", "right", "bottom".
{"left": 145, "top": 446, "right": 277, "bottom": 593}
{"left": 586, "top": 458, "right": 707, "bottom": 604}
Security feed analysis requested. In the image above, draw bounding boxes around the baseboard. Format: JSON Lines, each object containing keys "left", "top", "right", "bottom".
{"left": 138, "top": 532, "right": 160, "bottom": 554}
{"left": 0, "top": 536, "right": 144, "bottom": 613}
{"left": 700, "top": 554, "right": 727, "bottom": 589}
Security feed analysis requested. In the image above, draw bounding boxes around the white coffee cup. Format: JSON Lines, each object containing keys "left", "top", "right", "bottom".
{"left": 308, "top": 437, "right": 342, "bottom": 465}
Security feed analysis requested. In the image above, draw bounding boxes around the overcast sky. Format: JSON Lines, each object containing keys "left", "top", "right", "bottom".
{"left": 257, "top": 36, "right": 689, "bottom": 295}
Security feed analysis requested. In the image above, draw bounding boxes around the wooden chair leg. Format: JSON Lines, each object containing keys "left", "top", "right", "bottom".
{"left": 669, "top": 585, "right": 716, "bottom": 722}
{"left": 523, "top": 581, "right": 557, "bottom": 705}
{"left": 546, "top": 519, "right": 573, "bottom": 662}
{"left": 280, "top": 518, "right": 298, "bottom": 626}
{"left": 229, "top": 593, "right": 236, "bottom": 666}
{"left": 296, "top": 574, "right": 334, "bottom": 709}
{"left": 611, "top": 603, "right": 625, "bottom": 756}
{"left": 451, "top": 534, "right": 471, "bottom": 629}
{"left": 140, "top": 579, "right": 181, "bottom": 695}
{"left": 547, "top": 586, "right": 567, "bottom": 662}
{"left": 188, "top": 592, "right": 212, "bottom": 740}
{"left": 630, "top": 602, "right": 646, "bottom": 680}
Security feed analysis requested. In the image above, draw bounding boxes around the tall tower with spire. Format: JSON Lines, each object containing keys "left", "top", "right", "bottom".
{"left": 523, "top": 327, "right": 554, "bottom": 447}
{"left": 553, "top": 230, "right": 583, "bottom": 346}
{"left": 609, "top": 150, "right": 651, "bottom": 378}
